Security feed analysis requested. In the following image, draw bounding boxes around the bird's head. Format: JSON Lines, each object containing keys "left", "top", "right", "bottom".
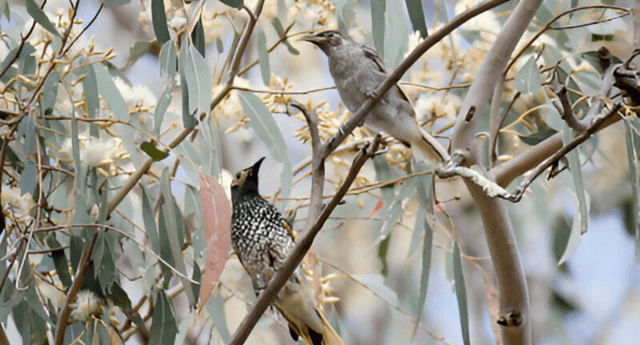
{"left": 231, "top": 157, "right": 265, "bottom": 202}
{"left": 301, "top": 30, "right": 348, "bottom": 54}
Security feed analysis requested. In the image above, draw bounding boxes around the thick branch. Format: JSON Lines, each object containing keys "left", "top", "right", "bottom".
{"left": 449, "top": 0, "right": 545, "bottom": 344}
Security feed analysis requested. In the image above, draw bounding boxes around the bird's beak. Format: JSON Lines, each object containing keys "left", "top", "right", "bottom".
{"left": 251, "top": 157, "right": 266, "bottom": 174}
{"left": 300, "top": 34, "right": 324, "bottom": 46}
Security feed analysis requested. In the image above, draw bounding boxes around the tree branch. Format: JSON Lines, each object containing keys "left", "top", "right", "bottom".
{"left": 448, "top": 0, "right": 546, "bottom": 344}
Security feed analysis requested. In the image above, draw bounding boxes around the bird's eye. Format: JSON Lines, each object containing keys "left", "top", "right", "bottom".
{"left": 323, "top": 32, "right": 334, "bottom": 38}
{"left": 236, "top": 172, "right": 242, "bottom": 179}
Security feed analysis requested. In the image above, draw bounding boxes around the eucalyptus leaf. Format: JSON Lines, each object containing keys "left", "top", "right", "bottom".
{"left": 412, "top": 218, "right": 432, "bottom": 338}
{"left": 129, "top": 41, "right": 152, "bottom": 64}
{"left": 515, "top": 56, "right": 542, "bottom": 95}
{"left": 270, "top": 18, "right": 299, "bottom": 55}
{"left": 624, "top": 118, "right": 640, "bottom": 257}
{"left": 257, "top": 28, "right": 271, "bottom": 86}
{"left": 151, "top": 0, "right": 170, "bottom": 45}
{"left": 149, "top": 290, "right": 178, "bottom": 345}
{"left": 405, "top": 0, "right": 428, "bottom": 38}
{"left": 383, "top": 0, "right": 409, "bottom": 69}
{"left": 206, "top": 288, "right": 231, "bottom": 343}
{"left": 25, "top": 0, "right": 60, "bottom": 37}
{"left": 192, "top": 19, "right": 205, "bottom": 57}
{"left": 159, "top": 40, "right": 177, "bottom": 78}
{"left": 93, "top": 63, "right": 129, "bottom": 120}
{"left": 220, "top": 0, "right": 243, "bottom": 9}
{"left": 154, "top": 87, "right": 172, "bottom": 137}
{"left": 238, "top": 91, "right": 292, "bottom": 198}
{"left": 453, "top": 242, "right": 470, "bottom": 345}
{"left": 562, "top": 123, "right": 588, "bottom": 234}
{"left": 371, "top": 0, "right": 385, "bottom": 58}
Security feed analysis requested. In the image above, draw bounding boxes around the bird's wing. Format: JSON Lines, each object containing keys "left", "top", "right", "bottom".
{"left": 362, "top": 44, "right": 416, "bottom": 117}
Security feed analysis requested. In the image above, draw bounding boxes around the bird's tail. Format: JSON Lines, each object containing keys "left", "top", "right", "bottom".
{"left": 412, "top": 127, "right": 449, "bottom": 165}
{"left": 274, "top": 274, "right": 345, "bottom": 345}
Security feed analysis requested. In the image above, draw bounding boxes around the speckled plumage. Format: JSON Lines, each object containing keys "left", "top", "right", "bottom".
{"left": 230, "top": 157, "right": 344, "bottom": 345}
{"left": 231, "top": 193, "right": 294, "bottom": 290}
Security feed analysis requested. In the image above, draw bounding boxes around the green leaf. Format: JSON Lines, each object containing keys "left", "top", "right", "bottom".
{"left": 270, "top": 18, "right": 299, "bottom": 55}
{"left": 91, "top": 232, "right": 119, "bottom": 294}
{"left": 581, "top": 51, "right": 623, "bottom": 74}
{"left": 160, "top": 169, "right": 195, "bottom": 305}
{"left": 108, "top": 283, "right": 132, "bottom": 310}
{"left": 238, "top": 91, "right": 292, "bottom": 198}
{"left": 174, "top": 314, "right": 194, "bottom": 345}
{"left": 20, "top": 160, "right": 37, "bottom": 197}
{"left": 515, "top": 56, "right": 542, "bottom": 95}
{"left": 151, "top": 0, "right": 170, "bottom": 45}
{"left": 149, "top": 290, "right": 178, "bottom": 345}
{"left": 519, "top": 123, "right": 558, "bottom": 146}
{"left": 192, "top": 18, "right": 205, "bottom": 57}
{"left": 159, "top": 40, "right": 177, "bottom": 78}
{"left": 384, "top": 0, "right": 409, "bottom": 69}
{"left": 377, "top": 234, "right": 390, "bottom": 277}
{"left": 154, "top": 87, "right": 172, "bottom": 137}
{"left": 336, "top": 0, "right": 356, "bottom": 32}
{"left": 562, "top": 123, "right": 588, "bottom": 234}
{"left": 41, "top": 70, "right": 59, "bottom": 114}
{"left": 257, "top": 28, "right": 271, "bottom": 86}
{"left": 379, "top": 201, "right": 403, "bottom": 239}
{"left": 46, "top": 235, "right": 72, "bottom": 289}
{"left": 623, "top": 118, "right": 639, "bottom": 257}
{"left": 372, "top": 155, "right": 394, "bottom": 211}
{"left": 79, "top": 66, "right": 100, "bottom": 137}
{"left": 179, "top": 36, "right": 212, "bottom": 123}
{"left": 405, "top": 0, "right": 428, "bottom": 38}
{"left": 453, "top": 242, "right": 470, "bottom": 345}
{"left": 141, "top": 141, "right": 169, "bottom": 161}
{"left": 371, "top": 0, "right": 385, "bottom": 59}
{"left": 408, "top": 206, "right": 425, "bottom": 257}
{"left": 25, "top": 0, "right": 60, "bottom": 37}
{"left": 220, "top": 0, "right": 243, "bottom": 9}
{"left": 413, "top": 217, "right": 433, "bottom": 336}
{"left": 206, "top": 288, "right": 231, "bottom": 343}
{"left": 69, "top": 235, "right": 84, "bottom": 274}
{"left": 129, "top": 41, "right": 152, "bottom": 64}
{"left": 93, "top": 63, "right": 129, "bottom": 120}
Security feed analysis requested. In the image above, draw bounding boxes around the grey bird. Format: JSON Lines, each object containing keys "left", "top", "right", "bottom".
{"left": 302, "top": 30, "right": 448, "bottom": 164}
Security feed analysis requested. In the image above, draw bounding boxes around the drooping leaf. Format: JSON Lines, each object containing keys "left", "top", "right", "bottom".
{"left": 624, "top": 118, "right": 640, "bottom": 257}
{"left": 405, "top": 0, "right": 428, "bottom": 38}
{"left": 256, "top": 28, "right": 271, "bottom": 86}
{"left": 79, "top": 65, "right": 100, "bottom": 137}
{"left": 160, "top": 169, "right": 195, "bottom": 305}
{"left": 515, "top": 56, "right": 542, "bottom": 95}
{"left": 174, "top": 314, "right": 194, "bottom": 345}
{"left": 159, "top": 40, "right": 177, "bottom": 78}
{"left": 148, "top": 290, "right": 178, "bottom": 345}
{"left": 519, "top": 123, "right": 558, "bottom": 146}
{"left": 581, "top": 51, "right": 623, "bottom": 74}
{"left": 206, "top": 288, "right": 232, "bottom": 343}
{"left": 198, "top": 173, "right": 232, "bottom": 308}
{"left": 371, "top": 0, "right": 385, "bottom": 59}
{"left": 238, "top": 91, "right": 292, "bottom": 198}
{"left": 179, "top": 36, "right": 212, "bottom": 124}
{"left": 140, "top": 141, "right": 169, "bottom": 161}
{"left": 383, "top": 0, "right": 408, "bottom": 69}
{"left": 562, "top": 123, "right": 588, "bottom": 234}
{"left": 129, "top": 41, "right": 152, "bottom": 64}
{"left": 412, "top": 217, "right": 433, "bottom": 339}
{"left": 377, "top": 234, "right": 390, "bottom": 277}
{"left": 151, "top": 0, "right": 170, "bottom": 45}
{"left": 271, "top": 18, "right": 299, "bottom": 55}
{"left": 20, "top": 160, "right": 37, "bottom": 197}
{"left": 69, "top": 235, "right": 84, "bottom": 274}
{"left": 46, "top": 235, "right": 72, "bottom": 289}
{"left": 93, "top": 63, "right": 129, "bottom": 120}
{"left": 220, "top": 0, "right": 243, "bottom": 9}
{"left": 453, "top": 242, "right": 470, "bottom": 345}
{"left": 25, "top": 0, "right": 60, "bottom": 37}
{"left": 407, "top": 206, "right": 425, "bottom": 257}
{"left": 41, "top": 70, "right": 59, "bottom": 114}
{"left": 108, "top": 283, "right": 132, "bottom": 310}
{"left": 154, "top": 87, "right": 172, "bottom": 137}
{"left": 104, "top": 0, "right": 131, "bottom": 5}
{"left": 191, "top": 18, "right": 205, "bottom": 57}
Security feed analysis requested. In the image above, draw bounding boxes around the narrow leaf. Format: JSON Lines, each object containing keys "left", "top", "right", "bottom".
{"left": 270, "top": 18, "right": 299, "bottom": 55}
{"left": 93, "top": 63, "right": 129, "bottom": 120}
{"left": 80, "top": 66, "right": 100, "bottom": 137}
{"left": 624, "top": 118, "right": 640, "bottom": 258}
{"left": 257, "top": 28, "right": 271, "bottom": 86}
{"left": 206, "top": 288, "right": 231, "bottom": 343}
{"left": 41, "top": 70, "right": 59, "bottom": 114}
{"left": 515, "top": 56, "right": 542, "bottom": 95}
{"left": 453, "top": 242, "right": 470, "bottom": 345}
{"left": 220, "top": 0, "right": 243, "bottom": 9}
{"left": 383, "top": 0, "right": 409, "bottom": 69}
{"left": 371, "top": 0, "right": 385, "bottom": 59}
{"left": 151, "top": 0, "right": 170, "bottom": 45}
{"left": 519, "top": 123, "right": 558, "bottom": 146}
{"left": 413, "top": 217, "right": 433, "bottom": 338}
{"left": 159, "top": 40, "right": 177, "bottom": 78}
{"left": 405, "top": 0, "right": 428, "bottom": 38}
{"left": 25, "top": 0, "right": 60, "bottom": 37}
{"left": 149, "top": 290, "right": 178, "bottom": 345}
{"left": 129, "top": 41, "right": 152, "bottom": 64}
{"left": 198, "top": 173, "right": 232, "bottom": 308}
{"left": 154, "top": 87, "right": 172, "bottom": 137}
{"left": 238, "top": 91, "right": 292, "bottom": 198}
{"left": 562, "top": 123, "right": 588, "bottom": 234}
{"left": 46, "top": 235, "right": 72, "bottom": 289}
{"left": 191, "top": 19, "right": 205, "bottom": 57}
{"left": 160, "top": 169, "right": 195, "bottom": 305}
